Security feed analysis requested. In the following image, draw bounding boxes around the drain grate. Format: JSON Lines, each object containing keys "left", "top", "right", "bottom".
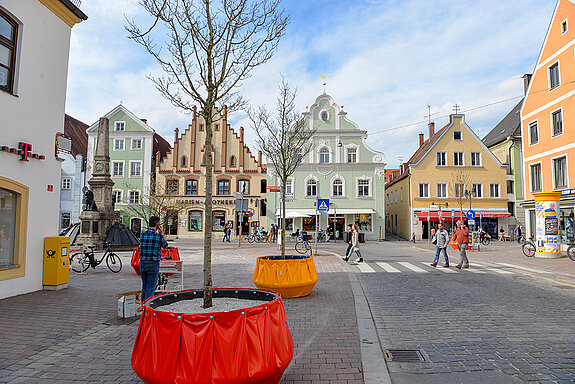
{"left": 384, "top": 349, "right": 428, "bottom": 363}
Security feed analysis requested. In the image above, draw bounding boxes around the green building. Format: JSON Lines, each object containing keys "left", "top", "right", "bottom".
{"left": 266, "top": 93, "right": 386, "bottom": 241}
{"left": 86, "top": 105, "right": 171, "bottom": 236}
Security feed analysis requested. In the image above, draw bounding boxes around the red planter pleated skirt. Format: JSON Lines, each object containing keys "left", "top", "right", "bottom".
{"left": 131, "top": 247, "right": 181, "bottom": 275}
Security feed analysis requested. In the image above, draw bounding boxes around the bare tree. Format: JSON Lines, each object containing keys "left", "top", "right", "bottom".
{"left": 249, "top": 79, "right": 314, "bottom": 257}
{"left": 126, "top": 0, "right": 289, "bottom": 307}
{"left": 451, "top": 168, "right": 471, "bottom": 218}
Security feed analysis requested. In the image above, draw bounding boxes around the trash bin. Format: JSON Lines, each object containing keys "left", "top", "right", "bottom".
{"left": 358, "top": 233, "right": 365, "bottom": 243}
{"left": 43, "top": 236, "right": 70, "bottom": 290}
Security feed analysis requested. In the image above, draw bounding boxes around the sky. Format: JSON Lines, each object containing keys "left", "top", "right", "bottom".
{"left": 66, "top": 0, "right": 557, "bottom": 168}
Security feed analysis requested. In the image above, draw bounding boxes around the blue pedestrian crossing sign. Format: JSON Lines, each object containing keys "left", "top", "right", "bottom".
{"left": 466, "top": 210, "right": 476, "bottom": 220}
{"left": 451, "top": 209, "right": 455, "bottom": 218}
{"left": 317, "top": 199, "right": 330, "bottom": 211}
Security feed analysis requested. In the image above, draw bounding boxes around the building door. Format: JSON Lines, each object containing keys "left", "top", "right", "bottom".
{"left": 236, "top": 212, "right": 249, "bottom": 236}
{"left": 331, "top": 216, "right": 345, "bottom": 239}
{"left": 165, "top": 210, "right": 179, "bottom": 235}
{"left": 130, "top": 218, "right": 142, "bottom": 238}
{"left": 422, "top": 221, "right": 429, "bottom": 239}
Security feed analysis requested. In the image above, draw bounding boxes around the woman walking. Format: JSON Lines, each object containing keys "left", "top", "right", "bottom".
{"left": 344, "top": 224, "right": 363, "bottom": 263}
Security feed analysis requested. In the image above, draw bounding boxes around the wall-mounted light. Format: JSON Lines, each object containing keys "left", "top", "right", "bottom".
{"left": 337, "top": 140, "right": 342, "bottom": 147}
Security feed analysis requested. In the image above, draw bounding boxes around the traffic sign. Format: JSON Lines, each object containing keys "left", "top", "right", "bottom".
{"left": 248, "top": 212, "right": 254, "bottom": 217}
{"left": 438, "top": 210, "right": 443, "bottom": 218}
{"left": 317, "top": 199, "right": 329, "bottom": 211}
{"left": 466, "top": 210, "right": 476, "bottom": 220}
{"left": 468, "top": 219, "right": 475, "bottom": 225}
{"left": 451, "top": 209, "right": 455, "bottom": 218}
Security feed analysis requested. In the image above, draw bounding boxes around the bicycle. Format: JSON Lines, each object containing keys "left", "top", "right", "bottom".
{"left": 295, "top": 234, "right": 313, "bottom": 255}
{"left": 480, "top": 232, "right": 491, "bottom": 246}
{"left": 521, "top": 237, "right": 536, "bottom": 257}
{"left": 567, "top": 244, "right": 575, "bottom": 261}
{"left": 316, "top": 229, "right": 327, "bottom": 243}
{"left": 70, "top": 242, "right": 123, "bottom": 273}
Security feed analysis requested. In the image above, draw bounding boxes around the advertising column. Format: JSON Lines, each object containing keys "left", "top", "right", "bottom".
{"left": 533, "top": 192, "right": 561, "bottom": 258}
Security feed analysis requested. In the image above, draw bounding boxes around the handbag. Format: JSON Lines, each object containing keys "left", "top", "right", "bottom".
{"left": 450, "top": 235, "right": 458, "bottom": 250}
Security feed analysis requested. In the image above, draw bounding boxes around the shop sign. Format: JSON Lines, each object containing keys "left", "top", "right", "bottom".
{"left": 1, "top": 142, "right": 45, "bottom": 161}
{"left": 176, "top": 199, "right": 236, "bottom": 206}
{"left": 267, "top": 186, "right": 281, "bottom": 192}
{"left": 560, "top": 188, "right": 575, "bottom": 196}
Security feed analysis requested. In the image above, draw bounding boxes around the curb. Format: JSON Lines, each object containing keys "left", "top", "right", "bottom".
{"left": 325, "top": 251, "right": 392, "bottom": 384}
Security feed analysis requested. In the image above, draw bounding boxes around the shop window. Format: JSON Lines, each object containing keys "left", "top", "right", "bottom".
{"left": 0, "top": 178, "right": 28, "bottom": 280}
{"left": 185, "top": 179, "right": 198, "bottom": 195}
{"left": 559, "top": 208, "right": 574, "bottom": 244}
{"left": 188, "top": 211, "right": 202, "bottom": 231}
{"left": 355, "top": 214, "right": 372, "bottom": 232}
{"left": 213, "top": 211, "right": 225, "bottom": 231}
{"left": 302, "top": 216, "right": 316, "bottom": 231}
{"left": 0, "top": 10, "right": 18, "bottom": 94}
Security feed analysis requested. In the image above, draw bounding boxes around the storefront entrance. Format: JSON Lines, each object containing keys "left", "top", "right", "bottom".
{"left": 329, "top": 216, "right": 345, "bottom": 239}
{"left": 236, "top": 212, "right": 249, "bottom": 236}
{"left": 165, "top": 210, "right": 179, "bottom": 235}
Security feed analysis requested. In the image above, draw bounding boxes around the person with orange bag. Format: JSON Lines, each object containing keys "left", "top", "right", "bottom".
{"left": 454, "top": 220, "right": 470, "bottom": 269}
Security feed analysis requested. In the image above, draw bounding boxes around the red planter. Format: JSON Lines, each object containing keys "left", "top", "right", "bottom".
{"left": 131, "top": 247, "right": 181, "bottom": 275}
{"left": 131, "top": 288, "right": 294, "bottom": 384}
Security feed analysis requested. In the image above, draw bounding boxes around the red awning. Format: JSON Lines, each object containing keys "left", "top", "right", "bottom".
{"left": 414, "top": 210, "right": 511, "bottom": 221}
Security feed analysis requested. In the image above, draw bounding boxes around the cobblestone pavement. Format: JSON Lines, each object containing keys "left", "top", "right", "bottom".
{"left": 0, "top": 241, "right": 362, "bottom": 383}
{"left": 333, "top": 240, "right": 575, "bottom": 383}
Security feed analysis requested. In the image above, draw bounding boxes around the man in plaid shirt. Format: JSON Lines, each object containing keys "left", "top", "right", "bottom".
{"left": 139, "top": 216, "right": 168, "bottom": 305}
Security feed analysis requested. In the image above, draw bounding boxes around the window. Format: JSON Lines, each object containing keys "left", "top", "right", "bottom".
{"left": 188, "top": 211, "right": 202, "bottom": 231}
{"left": 436, "top": 151, "right": 447, "bottom": 166}
{"left": 294, "top": 150, "right": 303, "bottom": 164}
{"left": 320, "top": 110, "right": 329, "bottom": 122}
{"left": 114, "top": 139, "right": 124, "bottom": 151}
{"left": 185, "top": 179, "right": 198, "bottom": 195}
{"left": 260, "top": 179, "right": 266, "bottom": 193}
{"left": 306, "top": 179, "right": 317, "bottom": 197}
{"left": 115, "top": 121, "right": 125, "bottom": 131}
{"left": 386, "top": 193, "right": 389, "bottom": 205}
{"left": 530, "top": 163, "right": 542, "bottom": 192}
{"left": 358, "top": 179, "right": 370, "bottom": 197}
{"left": 553, "top": 156, "right": 568, "bottom": 189}
{"left": 131, "top": 138, "right": 142, "bottom": 150}
{"left": 419, "top": 183, "right": 429, "bottom": 198}
{"left": 112, "top": 190, "right": 123, "bottom": 204}
{"left": 130, "top": 161, "right": 142, "bottom": 177}
{"left": 355, "top": 214, "right": 372, "bottom": 232}
{"left": 213, "top": 211, "right": 225, "bottom": 231}
{"left": 112, "top": 161, "right": 124, "bottom": 177}
{"left": 60, "top": 212, "right": 71, "bottom": 229}
{"left": 332, "top": 179, "right": 343, "bottom": 197}
{"left": 549, "top": 62, "right": 560, "bottom": 90}
{"left": 286, "top": 179, "right": 293, "bottom": 197}
{"left": 552, "top": 109, "right": 563, "bottom": 136}
{"left": 230, "top": 156, "right": 236, "bottom": 167}
{"left": 217, "top": 179, "right": 230, "bottom": 195}
{"left": 129, "top": 190, "right": 140, "bottom": 204}
{"left": 199, "top": 124, "right": 204, "bottom": 131}
{"left": 394, "top": 191, "right": 397, "bottom": 203}
{"left": 238, "top": 179, "right": 249, "bottom": 194}
{"left": 319, "top": 147, "right": 330, "bottom": 163}
{"left": 453, "top": 152, "right": 464, "bottom": 166}
{"left": 454, "top": 183, "right": 465, "bottom": 198}
{"left": 472, "top": 183, "right": 483, "bottom": 198}
{"left": 347, "top": 147, "right": 357, "bottom": 163}
{"left": 0, "top": 10, "right": 18, "bottom": 93}
{"left": 61, "top": 177, "right": 71, "bottom": 190}
{"left": 181, "top": 156, "right": 187, "bottom": 167}
{"left": 507, "top": 180, "right": 514, "bottom": 194}
{"left": 453, "top": 131, "right": 462, "bottom": 140}
{"left": 471, "top": 152, "right": 481, "bottom": 166}
{"left": 400, "top": 187, "right": 403, "bottom": 201}
{"left": 166, "top": 179, "right": 179, "bottom": 195}
{"left": 437, "top": 183, "right": 448, "bottom": 198}
{"left": 529, "top": 121, "right": 539, "bottom": 145}
{"left": 489, "top": 183, "right": 500, "bottom": 198}
{"left": 562, "top": 19, "right": 568, "bottom": 34}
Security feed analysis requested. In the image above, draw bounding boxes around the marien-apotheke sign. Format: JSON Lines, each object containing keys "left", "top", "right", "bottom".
{"left": 0, "top": 142, "right": 45, "bottom": 162}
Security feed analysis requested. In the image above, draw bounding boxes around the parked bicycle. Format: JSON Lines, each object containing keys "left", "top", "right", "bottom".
{"left": 316, "top": 229, "right": 328, "bottom": 243}
{"left": 70, "top": 242, "right": 122, "bottom": 273}
{"left": 295, "top": 233, "right": 313, "bottom": 255}
{"left": 521, "top": 237, "right": 536, "bottom": 257}
{"left": 567, "top": 243, "right": 575, "bottom": 261}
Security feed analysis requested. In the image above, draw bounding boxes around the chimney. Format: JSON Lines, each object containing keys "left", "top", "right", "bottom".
{"left": 419, "top": 133, "right": 424, "bottom": 147}
{"left": 141, "top": 118, "right": 147, "bottom": 124}
{"left": 523, "top": 74, "right": 532, "bottom": 95}
{"left": 428, "top": 122, "right": 435, "bottom": 138}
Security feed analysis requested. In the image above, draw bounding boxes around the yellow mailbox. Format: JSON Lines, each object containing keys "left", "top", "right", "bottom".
{"left": 43, "top": 236, "right": 70, "bottom": 290}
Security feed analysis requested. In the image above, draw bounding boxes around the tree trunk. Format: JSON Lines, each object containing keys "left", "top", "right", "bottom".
{"left": 203, "top": 112, "right": 213, "bottom": 308}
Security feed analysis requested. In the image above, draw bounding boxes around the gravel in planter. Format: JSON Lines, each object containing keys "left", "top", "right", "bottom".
{"left": 153, "top": 298, "right": 270, "bottom": 314}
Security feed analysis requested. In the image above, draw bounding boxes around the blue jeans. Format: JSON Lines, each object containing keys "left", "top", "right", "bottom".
{"left": 434, "top": 246, "right": 449, "bottom": 265}
{"left": 140, "top": 261, "right": 160, "bottom": 303}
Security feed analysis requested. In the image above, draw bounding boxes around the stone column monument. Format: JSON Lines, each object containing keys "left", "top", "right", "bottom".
{"left": 76, "top": 117, "right": 115, "bottom": 249}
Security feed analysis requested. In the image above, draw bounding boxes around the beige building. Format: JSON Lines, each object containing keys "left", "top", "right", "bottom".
{"left": 386, "top": 114, "right": 510, "bottom": 240}
{"left": 156, "top": 106, "right": 267, "bottom": 238}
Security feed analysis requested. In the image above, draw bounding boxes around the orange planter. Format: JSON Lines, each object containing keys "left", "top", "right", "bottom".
{"left": 252, "top": 255, "right": 318, "bottom": 298}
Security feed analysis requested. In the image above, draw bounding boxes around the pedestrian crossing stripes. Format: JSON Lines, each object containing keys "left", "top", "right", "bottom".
{"left": 420, "top": 262, "right": 457, "bottom": 273}
{"left": 376, "top": 262, "right": 401, "bottom": 273}
{"left": 397, "top": 262, "right": 427, "bottom": 273}
{"left": 356, "top": 263, "right": 376, "bottom": 273}
{"left": 350, "top": 260, "right": 520, "bottom": 275}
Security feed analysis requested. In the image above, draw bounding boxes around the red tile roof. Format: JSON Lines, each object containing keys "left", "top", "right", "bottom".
{"left": 64, "top": 114, "right": 88, "bottom": 157}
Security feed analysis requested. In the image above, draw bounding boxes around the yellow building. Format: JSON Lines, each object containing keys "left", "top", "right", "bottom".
{"left": 386, "top": 114, "right": 510, "bottom": 240}
{"left": 156, "top": 105, "right": 267, "bottom": 238}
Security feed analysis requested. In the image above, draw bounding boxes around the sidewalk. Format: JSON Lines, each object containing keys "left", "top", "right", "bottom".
{"left": 0, "top": 242, "right": 364, "bottom": 383}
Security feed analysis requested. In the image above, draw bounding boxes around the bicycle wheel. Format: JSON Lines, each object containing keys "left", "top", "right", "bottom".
{"left": 106, "top": 252, "right": 123, "bottom": 273}
{"left": 70, "top": 253, "right": 90, "bottom": 272}
{"left": 482, "top": 237, "right": 490, "bottom": 246}
{"left": 567, "top": 245, "right": 575, "bottom": 261}
{"left": 522, "top": 242, "right": 535, "bottom": 257}
{"left": 295, "top": 241, "right": 307, "bottom": 254}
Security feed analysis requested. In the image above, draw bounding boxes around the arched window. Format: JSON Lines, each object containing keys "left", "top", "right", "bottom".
{"left": 306, "top": 179, "right": 317, "bottom": 197}
{"left": 0, "top": 9, "right": 19, "bottom": 93}
{"left": 230, "top": 155, "right": 236, "bottom": 167}
{"left": 181, "top": 156, "right": 187, "bottom": 167}
{"left": 332, "top": 178, "right": 343, "bottom": 197}
{"left": 319, "top": 147, "right": 330, "bottom": 164}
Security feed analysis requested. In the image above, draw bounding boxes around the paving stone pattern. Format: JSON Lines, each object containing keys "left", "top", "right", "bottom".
{"left": 0, "top": 242, "right": 362, "bottom": 383}
{"left": 357, "top": 243, "right": 575, "bottom": 383}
